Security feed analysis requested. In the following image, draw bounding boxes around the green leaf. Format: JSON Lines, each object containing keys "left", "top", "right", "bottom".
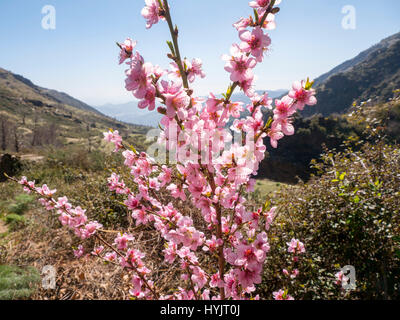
{"left": 254, "top": 9, "right": 259, "bottom": 21}
{"left": 166, "top": 41, "right": 175, "bottom": 56}
{"left": 305, "top": 77, "right": 315, "bottom": 90}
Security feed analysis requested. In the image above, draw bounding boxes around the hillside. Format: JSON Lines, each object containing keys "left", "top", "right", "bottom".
{"left": 258, "top": 96, "right": 400, "bottom": 183}
{"left": 0, "top": 68, "right": 150, "bottom": 153}
{"left": 303, "top": 32, "right": 400, "bottom": 117}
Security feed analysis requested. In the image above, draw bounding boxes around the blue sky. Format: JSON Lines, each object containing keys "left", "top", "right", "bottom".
{"left": 0, "top": 0, "right": 399, "bottom": 106}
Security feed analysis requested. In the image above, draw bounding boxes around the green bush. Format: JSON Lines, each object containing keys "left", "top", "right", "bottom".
{"left": 0, "top": 265, "right": 41, "bottom": 300}
{"left": 5, "top": 214, "right": 27, "bottom": 231}
{"left": 259, "top": 139, "right": 400, "bottom": 300}
{"left": 7, "top": 194, "right": 34, "bottom": 215}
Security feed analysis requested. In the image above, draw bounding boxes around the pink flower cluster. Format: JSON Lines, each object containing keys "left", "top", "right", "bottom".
{"left": 103, "top": 130, "right": 123, "bottom": 152}
{"left": 223, "top": 1, "right": 280, "bottom": 96}
{"left": 18, "top": 177, "right": 102, "bottom": 240}
{"left": 272, "top": 238, "right": 306, "bottom": 300}
{"left": 15, "top": 0, "right": 315, "bottom": 301}
{"left": 141, "top": 0, "right": 166, "bottom": 29}
{"left": 109, "top": 0, "right": 315, "bottom": 300}
{"left": 286, "top": 238, "right": 306, "bottom": 255}
{"left": 268, "top": 81, "right": 317, "bottom": 148}
{"left": 272, "top": 289, "right": 294, "bottom": 300}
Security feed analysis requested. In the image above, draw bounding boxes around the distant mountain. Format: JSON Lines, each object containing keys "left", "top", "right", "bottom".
{"left": 0, "top": 68, "right": 149, "bottom": 152}
{"left": 231, "top": 89, "right": 288, "bottom": 104}
{"left": 96, "top": 89, "right": 287, "bottom": 127}
{"left": 96, "top": 102, "right": 163, "bottom": 127}
{"left": 304, "top": 32, "right": 400, "bottom": 117}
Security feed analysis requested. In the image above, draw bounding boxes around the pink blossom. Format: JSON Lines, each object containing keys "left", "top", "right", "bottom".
{"left": 210, "top": 273, "right": 224, "bottom": 288}
{"left": 265, "top": 206, "right": 277, "bottom": 230}
{"left": 19, "top": 176, "right": 35, "bottom": 193}
{"left": 191, "top": 266, "right": 208, "bottom": 289}
{"left": 170, "top": 58, "right": 206, "bottom": 83}
{"left": 36, "top": 184, "right": 56, "bottom": 197}
{"left": 167, "top": 184, "right": 186, "bottom": 201}
{"left": 158, "top": 165, "right": 172, "bottom": 187}
{"left": 268, "top": 121, "right": 284, "bottom": 148}
{"left": 260, "top": 13, "right": 277, "bottom": 30}
{"left": 223, "top": 44, "right": 257, "bottom": 83}
{"left": 251, "top": 92, "right": 273, "bottom": 110}
{"left": 273, "top": 289, "right": 294, "bottom": 300}
{"left": 138, "top": 86, "right": 156, "bottom": 111}
{"left": 249, "top": 0, "right": 271, "bottom": 10}
{"left": 103, "top": 130, "right": 123, "bottom": 152}
{"left": 287, "top": 238, "right": 306, "bottom": 254}
{"left": 273, "top": 96, "right": 295, "bottom": 120}
{"left": 203, "top": 236, "right": 222, "bottom": 253}
{"left": 91, "top": 246, "right": 104, "bottom": 256}
{"left": 163, "top": 242, "right": 177, "bottom": 264}
{"left": 124, "top": 194, "right": 139, "bottom": 210}
{"left": 118, "top": 38, "right": 137, "bottom": 64}
{"left": 38, "top": 198, "right": 55, "bottom": 211}
{"left": 104, "top": 252, "right": 118, "bottom": 263}
{"left": 107, "top": 173, "right": 126, "bottom": 194}
{"left": 129, "top": 275, "right": 145, "bottom": 298}
{"left": 159, "top": 80, "right": 190, "bottom": 119}
{"left": 82, "top": 221, "right": 102, "bottom": 239}
{"left": 239, "top": 27, "right": 271, "bottom": 62}
{"left": 131, "top": 208, "right": 152, "bottom": 226}
{"left": 125, "top": 248, "right": 146, "bottom": 269}
{"left": 127, "top": 62, "right": 154, "bottom": 100}
{"left": 288, "top": 80, "right": 317, "bottom": 110}
{"left": 277, "top": 117, "right": 295, "bottom": 136}
{"left": 73, "top": 245, "right": 85, "bottom": 258}
{"left": 236, "top": 264, "right": 262, "bottom": 288}
{"left": 188, "top": 58, "right": 206, "bottom": 82}
{"left": 114, "top": 233, "right": 135, "bottom": 251}
{"left": 141, "top": 0, "right": 164, "bottom": 29}
{"left": 55, "top": 196, "right": 72, "bottom": 212}
{"left": 233, "top": 17, "right": 251, "bottom": 31}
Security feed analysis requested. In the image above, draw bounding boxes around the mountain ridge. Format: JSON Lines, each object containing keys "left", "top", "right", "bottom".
{"left": 0, "top": 67, "right": 101, "bottom": 115}
{"left": 0, "top": 67, "right": 149, "bottom": 152}
{"left": 304, "top": 31, "right": 400, "bottom": 117}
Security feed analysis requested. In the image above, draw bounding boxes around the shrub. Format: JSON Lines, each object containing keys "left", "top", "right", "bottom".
{"left": 7, "top": 194, "right": 34, "bottom": 215}
{"left": 5, "top": 214, "right": 27, "bottom": 231}
{"left": 260, "top": 133, "right": 400, "bottom": 299}
{"left": 0, "top": 265, "right": 41, "bottom": 300}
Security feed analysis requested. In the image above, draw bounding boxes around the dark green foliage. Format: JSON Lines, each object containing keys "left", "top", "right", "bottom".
{"left": 0, "top": 265, "right": 41, "bottom": 300}
{"left": 258, "top": 113, "right": 362, "bottom": 183}
{"left": 259, "top": 134, "right": 400, "bottom": 299}
{"left": 0, "top": 154, "right": 21, "bottom": 182}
